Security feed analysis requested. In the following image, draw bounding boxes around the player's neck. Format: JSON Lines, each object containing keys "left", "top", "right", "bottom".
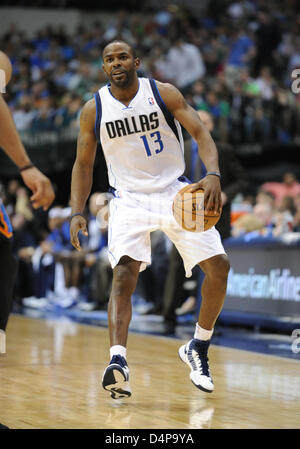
{"left": 109, "top": 77, "right": 139, "bottom": 107}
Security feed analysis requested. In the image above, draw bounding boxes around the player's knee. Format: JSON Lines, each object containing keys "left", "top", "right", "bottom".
{"left": 204, "top": 254, "right": 230, "bottom": 281}
{"left": 215, "top": 255, "right": 230, "bottom": 281}
{"left": 112, "top": 268, "right": 137, "bottom": 298}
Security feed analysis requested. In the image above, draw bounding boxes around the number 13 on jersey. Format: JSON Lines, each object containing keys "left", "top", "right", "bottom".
{"left": 140, "top": 131, "right": 164, "bottom": 157}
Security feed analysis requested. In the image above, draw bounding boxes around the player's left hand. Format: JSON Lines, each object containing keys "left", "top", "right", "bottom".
{"left": 70, "top": 215, "right": 88, "bottom": 251}
{"left": 190, "top": 175, "right": 222, "bottom": 214}
{"left": 21, "top": 167, "right": 55, "bottom": 211}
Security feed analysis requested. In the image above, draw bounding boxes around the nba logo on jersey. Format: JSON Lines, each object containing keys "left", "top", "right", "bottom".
{"left": 148, "top": 97, "right": 155, "bottom": 105}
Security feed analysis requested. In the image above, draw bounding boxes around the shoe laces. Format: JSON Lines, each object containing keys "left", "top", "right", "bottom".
{"left": 190, "top": 340, "right": 210, "bottom": 377}
{"left": 110, "top": 355, "right": 127, "bottom": 368}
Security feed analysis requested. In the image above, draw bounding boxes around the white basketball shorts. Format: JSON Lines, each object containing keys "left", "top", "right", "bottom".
{"left": 107, "top": 179, "right": 226, "bottom": 277}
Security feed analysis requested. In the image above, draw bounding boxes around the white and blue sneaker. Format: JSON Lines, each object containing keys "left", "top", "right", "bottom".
{"left": 102, "top": 355, "right": 131, "bottom": 399}
{"left": 179, "top": 339, "right": 214, "bottom": 393}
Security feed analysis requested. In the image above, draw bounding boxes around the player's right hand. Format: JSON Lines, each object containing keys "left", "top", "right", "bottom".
{"left": 70, "top": 215, "right": 88, "bottom": 251}
{"left": 21, "top": 167, "right": 55, "bottom": 211}
{"left": 190, "top": 175, "right": 222, "bottom": 215}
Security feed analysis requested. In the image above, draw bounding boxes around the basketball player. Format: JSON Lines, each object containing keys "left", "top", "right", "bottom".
{"left": 70, "top": 41, "right": 230, "bottom": 397}
{"left": 0, "top": 51, "right": 55, "bottom": 354}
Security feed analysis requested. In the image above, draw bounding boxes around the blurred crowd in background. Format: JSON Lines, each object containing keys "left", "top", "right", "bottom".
{"left": 1, "top": 0, "right": 300, "bottom": 318}
{"left": 1, "top": 0, "right": 300, "bottom": 144}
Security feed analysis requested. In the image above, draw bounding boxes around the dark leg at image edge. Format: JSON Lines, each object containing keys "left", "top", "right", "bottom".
{"left": 0, "top": 238, "right": 18, "bottom": 430}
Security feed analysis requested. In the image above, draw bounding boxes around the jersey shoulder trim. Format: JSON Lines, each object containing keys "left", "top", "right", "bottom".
{"left": 149, "top": 78, "right": 180, "bottom": 142}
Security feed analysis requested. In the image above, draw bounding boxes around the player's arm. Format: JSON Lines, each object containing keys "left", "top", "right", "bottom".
{"left": 0, "top": 95, "right": 55, "bottom": 210}
{"left": 0, "top": 95, "right": 32, "bottom": 168}
{"left": 157, "top": 81, "right": 221, "bottom": 214}
{"left": 0, "top": 52, "right": 29, "bottom": 167}
{"left": 70, "top": 98, "right": 97, "bottom": 251}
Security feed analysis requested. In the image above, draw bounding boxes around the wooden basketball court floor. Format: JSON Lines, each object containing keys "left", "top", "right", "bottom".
{"left": 0, "top": 314, "right": 300, "bottom": 429}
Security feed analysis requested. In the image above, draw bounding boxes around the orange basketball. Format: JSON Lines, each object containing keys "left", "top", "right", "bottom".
{"left": 0, "top": 51, "right": 12, "bottom": 88}
{"left": 172, "top": 183, "right": 221, "bottom": 232}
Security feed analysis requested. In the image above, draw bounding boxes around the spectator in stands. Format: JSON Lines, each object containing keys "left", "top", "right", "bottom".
{"left": 231, "top": 202, "right": 274, "bottom": 237}
{"left": 229, "top": 81, "right": 247, "bottom": 144}
{"left": 255, "top": 190, "right": 276, "bottom": 209}
{"left": 255, "top": 67, "right": 275, "bottom": 102}
{"left": 227, "top": 0, "right": 255, "bottom": 20}
{"left": 12, "top": 95, "right": 35, "bottom": 131}
{"left": 148, "top": 46, "right": 171, "bottom": 83}
{"left": 253, "top": 203, "right": 274, "bottom": 231}
{"left": 31, "top": 97, "right": 56, "bottom": 131}
{"left": 273, "top": 197, "right": 294, "bottom": 236}
{"left": 272, "top": 86, "right": 297, "bottom": 143}
{"left": 48, "top": 206, "right": 85, "bottom": 306}
{"left": 225, "top": 25, "right": 256, "bottom": 89}
{"left": 231, "top": 187, "right": 300, "bottom": 239}
{"left": 23, "top": 206, "right": 76, "bottom": 309}
{"left": 253, "top": 7, "right": 282, "bottom": 75}
{"left": 271, "top": 195, "right": 295, "bottom": 236}
{"left": 261, "top": 172, "right": 300, "bottom": 207}
{"left": 239, "top": 69, "right": 272, "bottom": 143}
{"left": 53, "top": 62, "right": 74, "bottom": 90}
{"left": 190, "top": 80, "right": 205, "bottom": 109}
{"left": 54, "top": 94, "right": 82, "bottom": 129}
{"left": 167, "top": 37, "right": 206, "bottom": 91}
{"left": 292, "top": 193, "right": 300, "bottom": 231}
{"left": 278, "top": 195, "right": 296, "bottom": 216}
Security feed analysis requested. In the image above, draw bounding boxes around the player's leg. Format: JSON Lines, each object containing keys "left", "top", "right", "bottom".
{"left": 197, "top": 254, "right": 230, "bottom": 330}
{"left": 102, "top": 255, "right": 141, "bottom": 399}
{"left": 179, "top": 254, "right": 230, "bottom": 392}
{"left": 102, "top": 190, "right": 152, "bottom": 398}
{"left": 108, "top": 255, "right": 141, "bottom": 346}
{"left": 164, "top": 200, "right": 229, "bottom": 393}
{"left": 0, "top": 238, "right": 18, "bottom": 354}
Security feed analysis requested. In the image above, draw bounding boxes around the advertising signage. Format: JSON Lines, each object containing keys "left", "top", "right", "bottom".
{"left": 224, "top": 245, "right": 300, "bottom": 316}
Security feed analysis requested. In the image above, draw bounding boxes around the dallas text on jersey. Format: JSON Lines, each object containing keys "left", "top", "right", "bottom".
{"left": 105, "top": 112, "right": 159, "bottom": 138}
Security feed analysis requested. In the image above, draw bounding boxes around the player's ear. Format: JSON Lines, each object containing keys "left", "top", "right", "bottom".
{"left": 134, "top": 58, "right": 140, "bottom": 70}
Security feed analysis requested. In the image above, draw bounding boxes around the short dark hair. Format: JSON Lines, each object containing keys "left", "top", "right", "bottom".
{"left": 102, "top": 40, "right": 136, "bottom": 59}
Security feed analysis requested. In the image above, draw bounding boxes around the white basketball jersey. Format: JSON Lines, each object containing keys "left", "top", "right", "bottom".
{"left": 95, "top": 77, "right": 185, "bottom": 193}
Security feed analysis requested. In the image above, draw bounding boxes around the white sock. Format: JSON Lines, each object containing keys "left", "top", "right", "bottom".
{"left": 0, "top": 330, "right": 6, "bottom": 354}
{"left": 110, "top": 345, "right": 127, "bottom": 360}
{"left": 194, "top": 323, "right": 213, "bottom": 341}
